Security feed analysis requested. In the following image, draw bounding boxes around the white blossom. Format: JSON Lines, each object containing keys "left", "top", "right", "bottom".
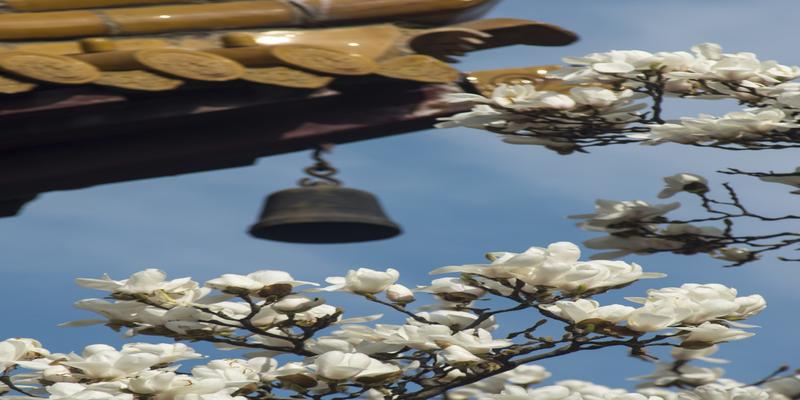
{"left": 76, "top": 269, "right": 198, "bottom": 298}
{"left": 763, "top": 375, "right": 800, "bottom": 399}
{"left": 439, "top": 345, "right": 483, "bottom": 366}
{"left": 385, "top": 284, "right": 415, "bottom": 304}
{"left": 0, "top": 338, "right": 48, "bottom": 370}
{"left": 47, "top": 382, "right": 132, "bottom": 400}
{"left": 659, "top": 174, "right": 709, "bottom": 198}
{"left": 542, "top": 299, "right": 635, "bottom": 324}
{"left": 418, "top": 277, "right": 486, "bottom": 301}
{"left": 320, "top": 268, "right": 400, "bottom": 294}
{"left": 490, "top": 384, "right": 582, "bottom": 400}
{"left": 191, "top": 358, "right": 276, "bottom": 387}
{"left": 120, "top": 343, "right": 203, "bottom": 364}
{"left": 313, "top": 351, "right": 399, "bottom": 382}
{"left": 62, "top": 344, "right": 161, "bottom": 380}
{"left": 205, "top": 270, "right": 317, "bottom": 295}
{"left": 632, "top": 109, "right": 800, "bottom": 145}
{"left": 271, "top": 295, "right": 325, "bottom": 313}
{"left": 634, "top": 363, "right": 724, "bottom": 387}
{"left": 679, "top": 383, "right": 770, "bottom": 400}
{"left": 428, "top": 329, "right": 512, "bottom": 354}
{"left": 680, "top": 322, "right": 755, "bottom": 345}
{"left": 571, "top": 200, "right": 681, "bottom": 232}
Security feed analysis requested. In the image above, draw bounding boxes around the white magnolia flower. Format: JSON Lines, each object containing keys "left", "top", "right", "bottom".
{"left": 313, "top": 351, "right": 372, "bottom": 381}
{"left": 271, "top": 295, "right": 325, "bottom": 313}
{"left": 658, "top": 174, "right": 709, "bottom": 198}
{"left": 439, "top": 344, "right": 484, "bottom": 366}
{"left": 0, "top": 338, "right": 48, "bottom": 369}
{"left": 763, "top": 375, "right": 800, "bottom": 399}
{"left": 503, "top": 364, "right": 552, "bottom": 385}
{"left": 313, "top": 351, "right": 399, "bottom": 382}
{"left": 555, "top": 259, "right": 665, "bottom": 292}
{"left": 47, "top": 382, "right": 132, "bottom": 400}
{"left": 12, "top": 357, "right": 77, "bottom": 383}
{"left": 428, "top": 329, "right": 512, "bottom": 354}
{"left": 447, "top": 365, "right": 551, "bottom": 399}
{"left": 633, "top": 109, "right": 800, "bottom": 145}
{"left": 63, "top": 344, "right": 161, "bottom": 380}
{"left": 386, "top": 284, "right": 415, "bottom": 304}
{"left": 671, "top": 345, "right": 728, "bottom": 364}
{"left": 491, "top": 384, "right": 582, "bottom": 400}
{"left": 307, "top": 337, "right": 357, "bottom": 354}
{"left": 730, "top": 294, "right": 767, "bottom": 320}
{"left": 571, "top": 200, "right": 681, "bottom": 232}
{"left": 634, "top": 363, "right": 724, "bottom": 386}
{"left": 626, "top": 283, "right": 765, "bottom": 325}
{"left": 557, "top": 379, "right": 629, "bottom": 399}
{"left": 435, "top": 104, "right": 508, "bottom": 129}
{"left": 679, "top": 383, "right": 770, "bottom": 400}
{"left": 680, "top": 322, "right": 755, "bottom": 344}
{"left": 491, "top": 84, "right": 576, "bottom": 110}
{"left": 542, "top": 299, "right": 635, "bottom": 324}
{"left": 65, "top": 299, "right": 149, "bottom": 327}
{"left": 434, "top": 242, "right": 662, "bottom": 294}
{"left": 627, "top": 300, "right": 693, "bottom": 332}
{"left": 430, "top": 246, "right": 548, "bottom": 279}
{"left": 384, "top": 324, "right": 453, "bottom": 351}
{"left": 320, "top": 268, "right": 400, "bottom": 294}
{"left": 410, "top": 310, "right": 495, "bottom": 331}
{"left": 584, "top": 234, "right": 683, "bottom": 260}
{"left": 672, "top": 43, "right": 800, "bottom": 85}
{"left": 121, "top": 343, "right": 203, "bottom": 364}
{"left": 128, "top": 370, "right": 227, "bottom": 398}
{"left": 205, "top": 270, "right": 317, "bottom": 295}
{"left": 418, "top": 277, "right": 486, "bottom": 301}
{"left": 638, "top": 388, "right": 679, "bottom": 400}
{"left": 192, "top": 358, "right": 276, "bottom": 387}
{"left": 569, "top": 87, "right": 634, "bottom": 108}
{"left": 76, "top": 269, "right": 198, "bottom": 297}
{"left": 329, "top": 325, "right": 405, "bottom": 355}
{"left": 261, "top": 361, "right": 314, "bottom": 384}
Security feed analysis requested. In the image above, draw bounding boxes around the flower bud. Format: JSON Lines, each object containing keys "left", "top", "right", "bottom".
{"left": 386, "top": 284, "right": 415, "bottom": 304}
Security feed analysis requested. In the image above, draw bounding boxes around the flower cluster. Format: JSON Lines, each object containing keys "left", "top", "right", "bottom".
{"left": 0, "top": 242, "right": 775, "bottom": 399}
{"left": 572, "top": 172, "right": 800, "bottom": 267}
{"left": 632, "top": 109, "right": 800, "bottom": 146}
{"left": 437, "top": 43, "right": 800, "bottom": 152}
{"left": 541, "top": 281, "right": 764, "bottom": 340}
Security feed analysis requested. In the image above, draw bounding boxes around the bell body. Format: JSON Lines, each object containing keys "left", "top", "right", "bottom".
{"left": 249, "top": 186, "right": 401, "bottom": 244}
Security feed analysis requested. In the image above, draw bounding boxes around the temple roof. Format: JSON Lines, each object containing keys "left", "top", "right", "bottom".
{"left": 0, "top": 16, "right": 576, "bottom": 95}
{"left": 0, "top": 0, "right": 502, "bottom": 41}
{"left": 0, "top": 0, "right": 580, "bottom": 218}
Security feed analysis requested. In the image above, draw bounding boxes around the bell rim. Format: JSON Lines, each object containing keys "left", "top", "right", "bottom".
{"left": 249, "top": 219, "right": 402, "bottom": 244}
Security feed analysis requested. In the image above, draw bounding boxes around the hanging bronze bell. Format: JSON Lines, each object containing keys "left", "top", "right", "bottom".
{"left": 248, "top": 144, "right": 402, "bottom": 244}
{"left": 249, "top": 185, "right": 402, "bottom": 244}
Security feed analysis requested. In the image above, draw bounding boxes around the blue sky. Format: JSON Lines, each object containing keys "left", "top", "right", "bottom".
{"left": 2, "top": 0, "right": 799, "bottom": 391}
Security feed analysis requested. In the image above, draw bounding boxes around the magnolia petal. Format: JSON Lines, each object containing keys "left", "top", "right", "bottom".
{"left": 593, "top": 62, "right": 636, "bottom": 74}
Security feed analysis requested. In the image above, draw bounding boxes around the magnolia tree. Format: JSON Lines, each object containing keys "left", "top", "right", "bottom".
{"left": 1, "top": 243, "right": 798, "bottom": 400}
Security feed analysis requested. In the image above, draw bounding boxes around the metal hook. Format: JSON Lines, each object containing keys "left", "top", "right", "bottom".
{"left": 298, "top": 144, "right": 342, "bottom": 187}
